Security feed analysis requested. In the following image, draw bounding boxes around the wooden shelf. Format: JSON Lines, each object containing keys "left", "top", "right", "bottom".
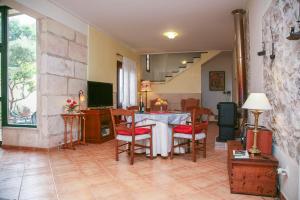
{"left": 81, "top": 109, "right": 114, "bottom": 143}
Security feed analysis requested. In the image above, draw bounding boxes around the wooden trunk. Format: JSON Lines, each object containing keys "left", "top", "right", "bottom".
{"left": 227, "top": 141, "right": 278, "bottom": 197}
{"left": 82, "top": 109, "right": 114, "bottom": 143}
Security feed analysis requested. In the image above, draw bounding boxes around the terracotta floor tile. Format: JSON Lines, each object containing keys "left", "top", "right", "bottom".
{"left": 131, "top": 187, "right": 175, "bottom": 200}
{"left": 159, "top": 182, "right": 199, "bottom": 196}
{"left": 175, "top": 190, "right": 219, "bottom": 200}
{"left": 55, "top": 177, "right": 89, "bottom": 194}
{"left": 21, "top": 174, "right": 53, "bottom": 187}
{"left": 19, "top": 184, "right": 57, "bottom": 200}
{"left": 59, "top": 189, "right": 95, "bottom": 200}
{"left": 0, "top": 176, "right": 23, "bottom": 189}
{"left": 0, "top": 186, "right": 20, "bottom": 200}
{"left": 90, "top": 181, "right": 126, "bottom": 199}
{"left": 0, "top": 123, "right": 273, "bottom": 200}
{"left": 23, "top": 166, "right": 51, "bottom": 176}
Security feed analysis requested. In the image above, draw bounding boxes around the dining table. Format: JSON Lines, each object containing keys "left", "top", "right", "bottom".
{"left": 134, "top": 111, "right": 190, "bottom": 157}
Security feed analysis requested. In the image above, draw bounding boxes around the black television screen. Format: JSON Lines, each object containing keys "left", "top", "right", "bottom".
{"left": 87, "top": 81, "right": 113, "bottom": 107}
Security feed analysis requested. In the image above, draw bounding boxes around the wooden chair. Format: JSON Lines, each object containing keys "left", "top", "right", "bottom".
{"left": 181, "top": 98, "right": 200, "bottom": 111}
{"left": 170, "top": 107, "right": 211, "bottom": 162}
{"left": 150, "top": 98, "right": 168, "bottom": 111}
{"left": 110, "top": 108, "right": 153, "bottom": 165}
{"left": 127, "top": 106, "right": 139, "bottom": 111}
{"left": 185, "top": 105, "right": 200, "bottom": 113}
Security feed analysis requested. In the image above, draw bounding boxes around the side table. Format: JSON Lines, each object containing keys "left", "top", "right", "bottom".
{"left": 227, "top": 140, "right": 278, "bottom": 197}
{"left": 61, "top": 113, "right": 86, "bottom": 149}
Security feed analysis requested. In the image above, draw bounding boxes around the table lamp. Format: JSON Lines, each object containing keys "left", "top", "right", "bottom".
{"left": 78, "top": 90, "right": 85, "bottom": 111}
{"left": 140, "top": 80, "right": 152, "bottom": 109}
{"left": 242, "top": 93, "right": 271, "bottom": 154}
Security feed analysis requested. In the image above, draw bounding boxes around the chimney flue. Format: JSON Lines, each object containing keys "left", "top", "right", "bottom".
{"left": 232, "top": 9, "right": 247, "bottom": 107}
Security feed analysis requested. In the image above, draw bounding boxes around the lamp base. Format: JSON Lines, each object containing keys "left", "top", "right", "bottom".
{"left": 248, "top": 147, "right": 261, "bottom": 155}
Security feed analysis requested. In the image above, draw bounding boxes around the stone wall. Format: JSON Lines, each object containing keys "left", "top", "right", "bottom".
{"left": 262, "top": 0, "right": 300, "bottom": 162}
{"left": 3, "top": 17, "right": 88, "bottom": 148}
{"left": 40, "top": 18, "right": 88, "bottom": 147}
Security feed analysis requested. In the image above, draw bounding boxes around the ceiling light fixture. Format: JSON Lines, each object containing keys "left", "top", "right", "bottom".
{"left": 163, "top": 31, "right": 178, "bottom": 39}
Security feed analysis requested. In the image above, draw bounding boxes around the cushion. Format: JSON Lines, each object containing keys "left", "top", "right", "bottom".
{"left": 117, "top": 134, "right": 151, "bottom": 142}
{"left": 174, "top": 133, "right": 206, "bottom": 140}
{"left": 173, "top": 124, "right": 205, "bottom": 134}
{"left": 117, "top": 127, "right": 151, "bottom": 136}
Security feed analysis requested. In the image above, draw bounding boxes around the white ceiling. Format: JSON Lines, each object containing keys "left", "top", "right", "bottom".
{"left": 50, "top": 0, "right": 246, "bottom": 53}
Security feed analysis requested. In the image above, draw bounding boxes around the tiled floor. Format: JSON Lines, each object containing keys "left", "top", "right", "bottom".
{"left": 0, "top": 123, "right": 274, "bottom": 200}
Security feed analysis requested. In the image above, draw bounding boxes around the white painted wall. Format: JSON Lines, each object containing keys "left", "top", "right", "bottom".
{"left": 273, "top": 145, "right": 299, "bottom": 200}
{"left": 246, "top": 0, "right": 271, "bottom": 93}
{"left": 201, "top": 51, "right": 233, "bottom": 114}
{"left": 246, "top": 1, "right": 299, "bottom": 199}
{"left": 1, "top": 0, "right": 88, "bottom": 35}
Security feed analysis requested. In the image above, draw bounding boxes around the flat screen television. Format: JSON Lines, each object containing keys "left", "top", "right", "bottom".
{"left": 87, "top": 81, "right": 113, "bottom": 108}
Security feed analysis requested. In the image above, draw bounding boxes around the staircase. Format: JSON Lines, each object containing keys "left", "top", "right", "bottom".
{"left": 150, "top": 51, "right": 220, "bottom": 84}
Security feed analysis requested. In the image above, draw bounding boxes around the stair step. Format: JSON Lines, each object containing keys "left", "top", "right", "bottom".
{"left": 179, "top": 66, "right": 186, "bottom": 68}
{"left": 165, "top": 75, "right": 173, "bottom": 77}
{"left": 172, "top": 70, "right": 179, "bottom": 73}
{"left": 187, "top": 61, "right": 193, "bottom": 64}
{"left": 193, "top": 56, "right": 200, "bottom": 59}
{"left": 165, "top": 76, "right": 172, "bottom": 81}
{"left": 151, "top": 80, "right": 165, "bottom": 83}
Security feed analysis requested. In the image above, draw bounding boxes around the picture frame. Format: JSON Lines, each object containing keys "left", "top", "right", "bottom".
{"left": 209, "top": 71, "right": 225, "bottom": 91}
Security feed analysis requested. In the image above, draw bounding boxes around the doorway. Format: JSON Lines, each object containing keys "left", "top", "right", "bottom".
{"left": 201, "top": 51, "right": 233, "bottom": 117}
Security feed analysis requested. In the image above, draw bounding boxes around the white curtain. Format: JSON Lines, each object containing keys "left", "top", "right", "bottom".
{"left": 120, "top": 57, "right": 137, "bottom": 108}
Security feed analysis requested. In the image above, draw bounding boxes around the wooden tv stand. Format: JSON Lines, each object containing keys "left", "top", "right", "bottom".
{"left": 81, "top": 108, "right": 114, "bottom": 143}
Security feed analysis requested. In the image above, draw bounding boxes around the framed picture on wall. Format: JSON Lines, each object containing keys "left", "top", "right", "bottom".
{"left": 209, "top": 71, "right": 225, "bottom": 91}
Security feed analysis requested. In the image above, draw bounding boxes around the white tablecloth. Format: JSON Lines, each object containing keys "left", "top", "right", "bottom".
{"left": 134, "top": 112, "right": 190, "bottom": 157}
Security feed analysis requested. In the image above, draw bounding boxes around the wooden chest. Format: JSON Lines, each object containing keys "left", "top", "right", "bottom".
{"left": 227, "top": 141, "right": 278, "bottom": 197}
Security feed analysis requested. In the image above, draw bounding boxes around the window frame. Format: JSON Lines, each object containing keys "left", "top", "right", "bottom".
{"left": 0, "top": 6, "right": 37, "bottom": 128}
{"left": 116, "top": 61, "right": 122, "bottom": 108}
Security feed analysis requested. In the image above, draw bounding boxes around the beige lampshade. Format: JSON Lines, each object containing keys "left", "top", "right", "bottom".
{"left": 79, "top": 94, "right": 85, "bottom": 102}
{"left": 242, "top": 93, "right": 272, "bottom": 110}
{"left": 78, "top": 90, "right": 85, "bottom": 102}
{"left": 141, "top": 80, "right": 152, "bottom": 92}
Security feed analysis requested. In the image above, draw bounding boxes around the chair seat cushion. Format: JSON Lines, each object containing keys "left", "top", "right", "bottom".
{"left": 173, "top": 124, "right": 204, "bottom": 134}
{"left": 117, "top": 127, "right": 151, "bottom": 136}
{"left": 174, "top": 132, "right": 206, "bottom": 140}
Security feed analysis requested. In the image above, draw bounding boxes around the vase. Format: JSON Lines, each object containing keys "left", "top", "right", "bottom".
{"left": 66, "top": 109, "right": 76, "bottom": 114}
{"left": 160, "top": 106, "right": 163, "bottom": 112}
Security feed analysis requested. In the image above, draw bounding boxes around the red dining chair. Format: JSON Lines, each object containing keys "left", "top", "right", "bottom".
{"left": 127, "top": 106, "right": 139, "bottom": 111}
{"left": 181, "top": 98, "right": 200, "bottom": 111}
{"left": 110, "top": 108, "right": 154, "bottom": 165}
{"left": 170, "top": 107, "right": 211, "bottom": 162}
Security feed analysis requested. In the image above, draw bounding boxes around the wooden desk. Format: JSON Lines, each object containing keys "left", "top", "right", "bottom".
{"left": 61, "top": 113, "right": 86, "bottom": 149}
{"left": 227, "top": 141, "right": 278, "bottom": 197}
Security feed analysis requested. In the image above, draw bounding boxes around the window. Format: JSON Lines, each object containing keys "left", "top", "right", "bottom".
{"left": 0, "top": 7, "right": 37, "bottom": 127}
{"left": 117, "top": 57, "right": 137, "bottom": 108}
{"left": 117, "top": 61, "right": 122, "bottom": 108}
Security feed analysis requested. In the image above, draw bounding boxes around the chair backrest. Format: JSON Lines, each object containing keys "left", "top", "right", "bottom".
{"left": 191, "top": 107, "right": 212, "bottom": 135}
{"left": 110, "top": 108, "right": 136, "bottom": 137}
{"left": 185, "top": 105, "right": 200, "bottom": 113}
{"left": 150, "top": 98, "right": 168, "bottom": 111}
{"left": 127, "top": 106, "right": 139, "bottom": 111}
{"left": 181, "top": 98, "right": 200, "bottom": 111}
